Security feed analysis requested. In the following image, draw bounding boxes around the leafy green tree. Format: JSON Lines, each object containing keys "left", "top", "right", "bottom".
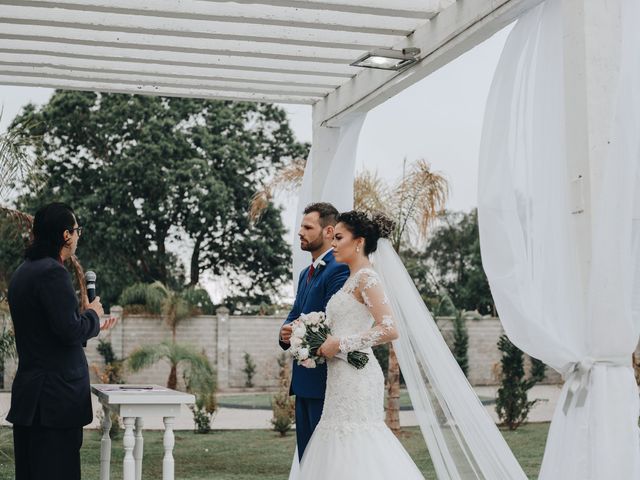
{"left": 11, "top": 91, "right": 307, "bottom": 305}
{"left": 410, "top": 209, "right": 495, "bottom": 315}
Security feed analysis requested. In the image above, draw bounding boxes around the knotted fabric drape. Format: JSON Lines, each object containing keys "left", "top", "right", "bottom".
{"left": 478, "top": 0, "right": 640, "bottom": 478}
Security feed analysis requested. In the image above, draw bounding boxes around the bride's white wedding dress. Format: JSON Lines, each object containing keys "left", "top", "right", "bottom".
{"left": 290, "top": 239, "right": 527, "bottom": 479}
{"left": 298, "top": 268, "right": 424, "bottom": 480}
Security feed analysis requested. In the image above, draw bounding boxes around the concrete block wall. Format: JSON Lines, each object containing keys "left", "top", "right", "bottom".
{"left": 227, "top": 315, "right": 285, "bottom": 389}
{"left": 1, "top": 310, "right": 566, "bottom": 390}
{"left": 437, "top": 316, "right": 562, "bottom": 385}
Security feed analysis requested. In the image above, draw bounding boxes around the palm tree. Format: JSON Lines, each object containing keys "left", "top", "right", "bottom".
{"left": 150, "top": 282, "right": 193, "bottom": 342}
{"left": 1, "top": 112, "right": 91, "bottom": 326}
{"left": 128, "top": 340, "right": 214, "bottom": 391}
{"left": 126, "top": 283, "right": 210, "bottom": 390}
{"left": 0, "top": 110, "right": 40, "bottom": 304}
{"left": 249, "top": 156, "right": 306, "bottom": 223}
{"left": 250, "top": 157, "right": 449, "bottom": 434}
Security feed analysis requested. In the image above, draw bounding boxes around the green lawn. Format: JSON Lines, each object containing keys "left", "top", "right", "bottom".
{"left": 218, "top": 390, "right": 494, "bottom": 410}
{"left": 0, "top": 424, "right": 548, "bottom": 479}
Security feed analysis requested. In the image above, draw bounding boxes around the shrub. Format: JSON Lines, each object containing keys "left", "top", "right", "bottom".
{"left": 271, "top": 354, "right": 295, "bottom": 437}
{"left": 452, "top": 310, "right": 469, "bottom": 377}
{"left": 94, "top": 339, "right": 125, "bottom": 384}
{"left": 243, "top": 352, "right": 257, "bottom": 388}
{"left": 184, "top": 352, "right": 217, "bottom": 434}
{"left": 91, "top": 339, "right": 125, "bottom": 437}
{"left": 373, "top": 344, "right": 389, "bottom": 377}
{"left": 495, "top": 335, "right": 546, "bottom": 430}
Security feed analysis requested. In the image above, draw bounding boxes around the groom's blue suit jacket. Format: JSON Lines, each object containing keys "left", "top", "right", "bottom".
{"left": 280, "top": 251, "right": 349, "bottom": 399}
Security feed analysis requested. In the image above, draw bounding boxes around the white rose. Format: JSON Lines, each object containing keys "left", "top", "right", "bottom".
{"left": 293, "top": 324, "right": 306, "bottom": 338}
{"left": 301, "top": 358, "right": 317, "bottom": 369}
{"left": 298, "top": 347, "right": 309, "bottom": 360}
{"left": 290, "top": 337, "right": 303, "bottom": 347}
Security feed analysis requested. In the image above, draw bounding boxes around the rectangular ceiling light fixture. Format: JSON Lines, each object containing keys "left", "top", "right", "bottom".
{"left": 351, "top": 48, "right": 421, "bottom": 71}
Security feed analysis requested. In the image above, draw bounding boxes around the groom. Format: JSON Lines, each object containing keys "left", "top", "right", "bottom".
{"left": 279, "top": 202, "right": 349, "bottom": 460}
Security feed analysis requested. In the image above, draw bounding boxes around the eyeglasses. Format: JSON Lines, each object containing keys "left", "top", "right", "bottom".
{"left": 70, "top": 226, "right": 83, "bottom": 237}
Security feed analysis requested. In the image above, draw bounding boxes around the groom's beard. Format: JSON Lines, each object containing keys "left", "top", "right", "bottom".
{"left": 300, "top": 235, "right": 323, "bottom": 252}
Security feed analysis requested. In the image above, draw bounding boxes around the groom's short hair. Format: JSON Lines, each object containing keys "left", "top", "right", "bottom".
{"left": 303, "top": 202, "right": 339, "bottom": 228}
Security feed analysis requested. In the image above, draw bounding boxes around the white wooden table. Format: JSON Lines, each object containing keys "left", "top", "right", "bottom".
{"left": 91, "top": 384, "right": 195, "bottom": 480}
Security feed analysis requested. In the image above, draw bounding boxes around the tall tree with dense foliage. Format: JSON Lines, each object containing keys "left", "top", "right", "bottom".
{"left": 405, "top": 209, "right": 495, "bottom": 315}
{"left": 11, "top": 91, "right": 307, "bottom": 305}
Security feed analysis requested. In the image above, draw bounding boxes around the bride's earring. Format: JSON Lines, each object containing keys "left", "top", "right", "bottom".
{"left": 356, "top": 246, "right": 361, "bottom": 253}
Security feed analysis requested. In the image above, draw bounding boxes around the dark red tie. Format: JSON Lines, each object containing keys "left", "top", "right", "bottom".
{"left": 306, "top": 264, "right": 315, "bottom": 284}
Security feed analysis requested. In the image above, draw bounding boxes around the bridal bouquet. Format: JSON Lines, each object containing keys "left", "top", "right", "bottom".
{"left": 289, "top": 311, "right": 369, "bottom": 369}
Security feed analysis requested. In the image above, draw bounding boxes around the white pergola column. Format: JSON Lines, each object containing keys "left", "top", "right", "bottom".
{"left": 291, "top": 110, "right": 366, "bottom": 288}
{"left": 561, "top": 0, "right": 622, "bottom": 299}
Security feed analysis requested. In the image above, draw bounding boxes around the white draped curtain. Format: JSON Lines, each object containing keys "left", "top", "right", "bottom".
{"left": 478, "top": 0, "right": 640, "bottom": 478}
{"left": 292, "top": 113, "right": 366, "bottom": 290}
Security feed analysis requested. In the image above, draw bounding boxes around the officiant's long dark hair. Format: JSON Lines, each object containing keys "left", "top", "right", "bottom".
{"left": 25, "top": 202, "right": 76, "bottom": 260}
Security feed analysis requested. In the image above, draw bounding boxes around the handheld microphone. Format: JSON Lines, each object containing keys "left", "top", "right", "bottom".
{"left": 85, "top": 271, "right": 97, "bottom": 303}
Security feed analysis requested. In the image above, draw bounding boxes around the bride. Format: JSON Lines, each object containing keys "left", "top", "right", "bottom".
{"left": 292, "top": 210, "right": 527, "bottom": 480}
{"left": 300, "top": 210, "right": 424, "bottom": 479}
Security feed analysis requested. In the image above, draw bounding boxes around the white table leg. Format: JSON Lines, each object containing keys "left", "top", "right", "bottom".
{"left": 123, "top": 417, "right": 136, "bottom": 480}
{"left": 162, "top": 416, "right": 175, "bottom": 480}
{"left": 134, "top": 417, "right": 144, "bottom": 480}
{"left": 99, "top": 405, "right": 112, "bottom": 480}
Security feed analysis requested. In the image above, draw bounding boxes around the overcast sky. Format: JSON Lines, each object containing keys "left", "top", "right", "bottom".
{"left": 0, "top": 25, "right": 512, "bottom": 300}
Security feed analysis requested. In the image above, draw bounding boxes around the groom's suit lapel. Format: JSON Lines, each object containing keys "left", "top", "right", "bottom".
{"left": 299, "top": 266, "right": 318, "bottom": 307}
{"left": 299, "top": 252, "right": 333, "bottom": 307}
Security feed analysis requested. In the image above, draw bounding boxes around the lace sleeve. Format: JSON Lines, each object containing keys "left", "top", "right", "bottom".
{"left": 339, "top": 270, "right": 398, "bottom": 353}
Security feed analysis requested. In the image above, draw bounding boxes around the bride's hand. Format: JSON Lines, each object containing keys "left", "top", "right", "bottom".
{"left": 317, "top": 335, "right": 341, "bottom": 358}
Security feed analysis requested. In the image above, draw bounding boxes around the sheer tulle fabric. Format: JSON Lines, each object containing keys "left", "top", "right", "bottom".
{"left": 478, "top": 0, "right": 640, "bottom": 477}
{"left": 371, "top": 240, "right": 527, "bottom": 479}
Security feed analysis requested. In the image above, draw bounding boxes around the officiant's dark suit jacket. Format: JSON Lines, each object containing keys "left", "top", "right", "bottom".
{"left": 280, "top": 251, "right": 349, "bottom": 398}
{"left": 7, "top": 257, "right": 100, "bottom": 428}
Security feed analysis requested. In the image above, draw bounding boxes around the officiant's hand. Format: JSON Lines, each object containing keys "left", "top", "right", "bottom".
{"left": 318, "top": 335, "right": 340, "bottom": 358}
{"left": 280, "top": 324, "right": 293, "bottom": 344}
{"left": 100, "top": 315, "right": 118, "bottom": 331}
{"left": 86, "top": 295, "right": 104, "bottom": 317}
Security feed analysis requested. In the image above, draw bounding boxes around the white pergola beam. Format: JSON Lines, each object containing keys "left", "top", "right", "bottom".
{"left": 314, "top": 0, "right": 545, "bottom": 126}
{"left": 0, "top": 25, "right": 358, "bottom": 77}
{"left": 0, "top": 0, "right": 429, "bottom": 35}
{"left": 0, "top": 54, "right": 344, "bottom": 88}
{"left": 0, "top": 42, "right": 352, "bottom": 80}
{"left": 0, "top": 65, "right": 331, "bottom": 97}
{"left": 0, "top": 75, "right": 316, "bottom": 104}
{"left": 204, "top": 0, "right": 439, "bottom": 19}
{"left": 0, "top": 5, "right": 405, "bottom": 50}
{"left": 0, "top": 22, "right": 364, "bottom": 64}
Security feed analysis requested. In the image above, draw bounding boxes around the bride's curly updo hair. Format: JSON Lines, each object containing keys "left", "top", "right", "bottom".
{"left": 336, "top": 210, "right": 395, "bottom": 255}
